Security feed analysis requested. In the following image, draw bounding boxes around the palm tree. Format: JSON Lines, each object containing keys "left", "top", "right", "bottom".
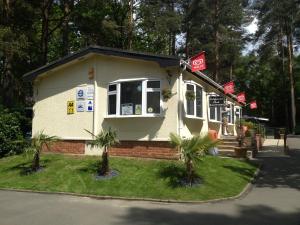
{"left": 169, "top": 133, "right": 218, "bottom": 186}
{"left": 86, "top": 128, "right": 119, "bottom": 176}
{"left": 27, "top": 131, "right": 59, "bottom": 171}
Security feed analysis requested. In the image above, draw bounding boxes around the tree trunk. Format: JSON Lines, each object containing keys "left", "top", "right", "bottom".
{"left": 128, "top": 0, "right": 134, "bottom": 50}
{"left": 3, "top": 0, "right": 11, "bottom": 24}
{"left": 2, "top": 54, "right": 16, "bottom": 107}
{"left": 172, "top": 32, "right": 176, "bottom": 56}
{"left": 229, "top": 64, "right": 233, "bottom": 80}
{"left": 99, "top": 147, "right": 109, "bottom": 175}
{"left": 41, "top": 0, "right": 53, "bottom": 64}
{"left": 287, "top": 32, "right": 296, "bottom": 132}
{"left": 185, "top": 25, "right": 190, "bottom": 58}
{"left": 61, "top": 0, "right": 72, "bottom": 56}
{"left": 214, "top": 0, "right": 220, "bottom": 82}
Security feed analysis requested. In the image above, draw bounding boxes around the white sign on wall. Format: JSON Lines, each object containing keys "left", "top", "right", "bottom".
{"left": 86, "top": 85, "right": 94, "bottom": 99}
{"left": 86, "top": 100, "right": 94, "bottom": 112}
{"left": 76, "top": 101, "right": 85, "bottom": 112}
{"left": 76, "top": 87, "right": 86, "bottom": 100}
{"left": 121, "top": 103, "right": 133, "bottom": 115}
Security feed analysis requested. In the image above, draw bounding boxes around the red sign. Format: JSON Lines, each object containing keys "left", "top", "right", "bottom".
{"left": 190, "top": 52, "right": 206, "bottom": 72}
{"left": 250, "top": 101, "right": 257, "bottom": 109}
{"left": 237, "top": 92, "right": 246, "bottom": 103}
{"left": 224, "top": 81, "right": 235, "bottom": 94}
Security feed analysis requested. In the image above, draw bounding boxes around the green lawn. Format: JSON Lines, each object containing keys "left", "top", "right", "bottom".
{"left": 0, "top": 154, "right": 257, "bottom": 201}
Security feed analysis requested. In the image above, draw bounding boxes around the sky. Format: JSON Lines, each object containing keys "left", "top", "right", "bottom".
{"left": 243, "top": 17, "right": 258, "bottom": 55}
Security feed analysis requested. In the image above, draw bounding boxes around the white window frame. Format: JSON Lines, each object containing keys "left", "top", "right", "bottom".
{"left": 234, "top": 106, "right": 242, "bottom": 122}
{"left": 184, "top": 80, "right": 204, "bottom": 119}
{"left": 208, "top": 93, "right": 222, "bottom": 123}
{"left": 106, "top": 78, "right": 162, "bottom": 118}
{"left": 226, "top": 103, "right": 234, "bottom": 125}
{"left": 107, "top": 83, "right": 118, "bottom": 116}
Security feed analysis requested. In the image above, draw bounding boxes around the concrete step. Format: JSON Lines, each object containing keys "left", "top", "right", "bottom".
{"left": 218, "top": 149, "right": 236, "bottom": 157}
{"left": 219, "top": 141, "right": 239, "bottom": 146}
{"left": 218, "top": 145, "right": 238, "bottom": 150}
{"left": 220, "top": 135, "right": 237, "bottom": 140}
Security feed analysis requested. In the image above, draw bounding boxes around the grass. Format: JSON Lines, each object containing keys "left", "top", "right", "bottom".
{"left": 0, "top": 153, "right": 257, "bottom": 201}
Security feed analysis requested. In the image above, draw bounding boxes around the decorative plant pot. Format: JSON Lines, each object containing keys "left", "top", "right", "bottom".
{"left": 162, "top": 89, "right": 173, "bottom": 101}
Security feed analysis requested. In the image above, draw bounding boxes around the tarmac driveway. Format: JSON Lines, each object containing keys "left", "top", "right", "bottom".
{"left": 0, "top": 137, "right": 300, "bottom": 225}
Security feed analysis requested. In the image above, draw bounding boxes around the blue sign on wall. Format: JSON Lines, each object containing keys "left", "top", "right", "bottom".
{"left": 86, "top": 100, "right": 94, "bottom": 112}
{"left": 76, "top": 87, "right": 86, "bottom": 100}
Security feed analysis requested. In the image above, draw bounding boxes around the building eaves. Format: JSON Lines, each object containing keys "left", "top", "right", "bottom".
{"left": 23, "top": 46, "right": 180, "bottom": 81}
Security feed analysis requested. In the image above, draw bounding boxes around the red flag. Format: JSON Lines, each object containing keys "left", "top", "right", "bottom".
{"left": 237, "top": 92, "right": 246, "bottom": 103}
{"left": 224, "top": 81, "right": 235, "bottom": 94}
{"left": 250, "top": 101, "right": 257, "bottom": 109}
{"left": 190, "top": 51, "right": 206, "bottom": 72}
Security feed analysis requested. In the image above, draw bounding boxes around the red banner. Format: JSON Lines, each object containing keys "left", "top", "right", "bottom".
{"left": 237, "top": 92, "right": 246, "bottom": 103}
{"left": 224, "top": 81, "right": 235, "bottom": 94}
{"left": 190, "top": 51, "right": 206, "bottom": 72}
{"left": 250, "top": 100, "right": 257, "bottom": 109}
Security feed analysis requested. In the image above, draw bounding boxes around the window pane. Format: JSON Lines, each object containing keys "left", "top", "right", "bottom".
{"left": 226, "top": 106, "right": 231, "bottom": 123}
{"left": 147, "top": 81, "right": 160, "bottom": 89}
{"left": 196, "top": 86, "right": 202, "bottom": 117}
{"left": 120, "top": 81, "right": 142, "bottom": 115}
{"left": 186, "top": 84, "right": 195, "bottom": 116}
{"left": 187, "top": 99, "right": 194, "bottom": 115}
{"left": 235, "top": 108, "right": 240, "bottom": 121}
{"left": 187, "top": 84, "right": 194, "bottom": 91}
{"left": 109, "top": 84, "right": 116, "bottom": 92}
{"left": 108, "top": 94, "right": 116, "bottom": 115}
{"left": 217, "top": 106, "right": 221, "bottom": 121}
{"left": 147, "top": 92, "right": 160, "bottom": 113}
{"left": 231, "top": 106, "right": 235, "bottom": 123}
{"left": 210, "top": 106, "right": 216, "bottom": 120}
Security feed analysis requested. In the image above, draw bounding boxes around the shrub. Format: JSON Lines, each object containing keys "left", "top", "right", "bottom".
{"left": 0, "top": 109, "right": 26, "bottom": 157}
{"left": 241, "top": 120, "right": 256, "bottom": 129}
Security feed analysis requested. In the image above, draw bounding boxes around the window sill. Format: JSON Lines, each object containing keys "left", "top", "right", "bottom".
{"left": 104, "top": 114, "right": 164, "bottom": 119}
{"left": 208, "top": 120, "right": 222, "bottom": 124}
{"left": 185, "top": 115, "right": 204, "bottom": 120}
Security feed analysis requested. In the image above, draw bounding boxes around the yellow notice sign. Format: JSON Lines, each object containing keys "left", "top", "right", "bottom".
{"left": 67, "top": 101, "right": 75, "bottom": 114}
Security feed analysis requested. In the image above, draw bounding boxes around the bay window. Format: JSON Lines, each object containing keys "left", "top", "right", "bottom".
{"left": 185, "top": 82, "right": 203, "bottom": 118}
{"left": 107, "top": 79, "right": 161, "bottom": 116}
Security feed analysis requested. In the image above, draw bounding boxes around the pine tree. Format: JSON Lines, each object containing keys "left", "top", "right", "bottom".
{"left": 185, "top": 0, "right": 245, "bottom": 82}
{"left": 255, "top": 0, "right": 299, "bottom": 132}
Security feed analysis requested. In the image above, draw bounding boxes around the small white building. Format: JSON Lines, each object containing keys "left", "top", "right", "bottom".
{"left": 23, "top": 46, "right": 243, "bottom": 159}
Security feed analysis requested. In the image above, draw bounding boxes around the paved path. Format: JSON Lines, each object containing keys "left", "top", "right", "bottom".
{"left": 0, "top": 138, "right": 300, "bottom": 225}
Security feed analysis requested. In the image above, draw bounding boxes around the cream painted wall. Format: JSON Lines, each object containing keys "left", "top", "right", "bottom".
{"left": 33, "top": 58, "right": 95, "bottom": 139}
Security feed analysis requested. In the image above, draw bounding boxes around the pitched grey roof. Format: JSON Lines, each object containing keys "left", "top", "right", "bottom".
{"left": 23, "top": 45, "right": 180, "bottom": 81}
